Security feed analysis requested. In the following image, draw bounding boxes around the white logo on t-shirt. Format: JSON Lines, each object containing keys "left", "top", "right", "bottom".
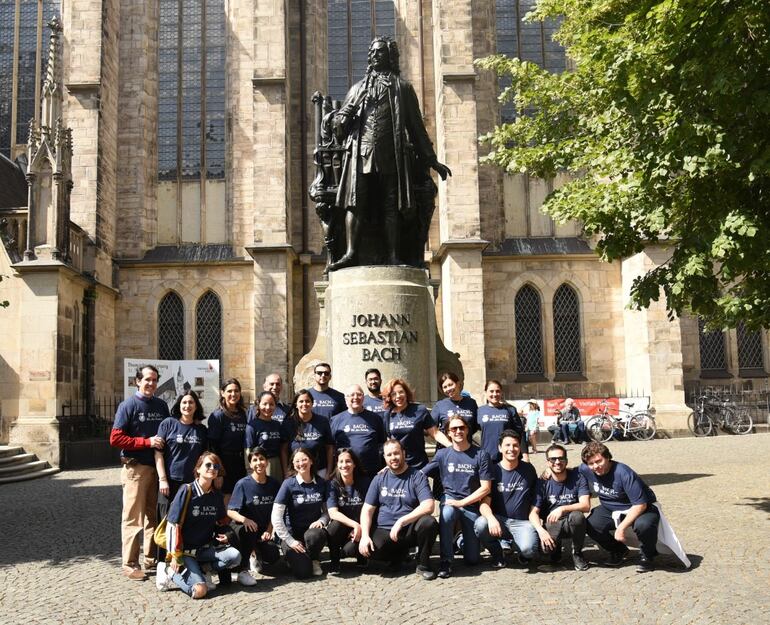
{"left": 482, "top": 415, "right": 489, "bottom": 423}
{"left": 296, "top": 495, "right": 305, "bottom": 504}
{"left": 447, "top": 462, "right": 456, "bottom": 473}
{"left": 344, "top": 425, "right": 351, "bottom": 433}
{"left": 191, "top": 506, "right": 200, "bottom": 517}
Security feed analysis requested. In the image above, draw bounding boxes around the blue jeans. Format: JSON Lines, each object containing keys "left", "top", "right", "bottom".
{"left": 474, "top": 515, "right": 538, "bottom": 560}
{"left": 171, "top": 545, "right": 241, "bottom": 596}
{"left": 439, "top": 501, "right": 481, "bottom": 565}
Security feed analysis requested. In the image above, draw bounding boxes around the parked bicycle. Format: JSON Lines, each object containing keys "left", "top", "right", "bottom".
{"left": 586, "top": 400, "right": 657, "bottom": 442}
{"left": 687, "top": 395, "right": 753, "bottom": 437}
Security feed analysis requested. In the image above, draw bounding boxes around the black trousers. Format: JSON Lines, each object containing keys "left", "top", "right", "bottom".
{"left": 369, "top": 515, "right": 438, "bottom": 568}
{"left": 281, "top": 526, "right": 328, "bottom": 578}
{"left": 544, "top": 510, "right": 586, "bottom": 557}
{"left": 236, "top": 525, "right": 281, "bottom": 570}
{"left": 586, "top": 504, "right": 660, "bottom": 559}
{"left": 326, "top": 520, "right": 360, "bottom": 561}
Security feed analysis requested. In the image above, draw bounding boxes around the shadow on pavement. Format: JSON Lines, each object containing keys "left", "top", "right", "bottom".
{"left": 738, "top": 496, "right": 770, "bottom": 515}
{"left": 640, "top": 473, "right": 713, "bottom": 486}
{"left": 0, "top": 475, "right": 122, "bottom": 568}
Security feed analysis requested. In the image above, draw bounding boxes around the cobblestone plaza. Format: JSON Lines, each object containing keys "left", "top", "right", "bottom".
{"left": 1, "top": 433, "right": 767, "bottom": 625}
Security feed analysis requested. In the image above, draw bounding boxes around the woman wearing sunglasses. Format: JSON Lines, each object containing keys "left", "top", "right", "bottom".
{"left": 157, "top": 452, "right": 242, "bottom": 598}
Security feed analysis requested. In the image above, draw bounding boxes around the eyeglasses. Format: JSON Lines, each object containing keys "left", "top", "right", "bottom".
{"left": 314, "top": 371, "right": 331, "bottom": 377}
{"left": 203, "top": 462, "right": 222, "bottom": 470}
{"left": 547, "top": 457, "right": 567, "bottom": 464}
{"left": 449, "top": 426, "right": 467, "bottom": 432}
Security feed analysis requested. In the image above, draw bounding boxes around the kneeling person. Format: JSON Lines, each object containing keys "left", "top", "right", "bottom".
{"left": 474, "top": 430, "right": 539, "bottom": 567}
{"left": 359, "top": 439, "right": 439, "bottom": 580}
{"left": 579, "top": 441, "right": 660, "bottom": 573}
{"left": 530, "top": 444, "right": 590, "bottom": 571}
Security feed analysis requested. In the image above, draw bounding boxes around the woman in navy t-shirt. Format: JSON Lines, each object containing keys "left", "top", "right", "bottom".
{"left": 245, "top": 390, "right": 284, "bottom": 478}
{"left": 271, "top": 447, "right": 330, "bottom": 578}
{"left": 431, "top": 372, "right": 479, "bottom": 436}
{"left": 325, "top": 448, "right": 371, "bottom": 572}
{"left": 207, "top": 378, "right": 248, "bottom": 499}
{"left": 477, "top": 380, "right": 527, "bottom": 463}
{"left": 155, "top": 390, "right": 208, "bottom": 520}
{"left": 158, "top": 452, "right": 241, "bottom": 598}
{"left": 280, "top": 390, "right": 334, "bottom": 477}
{"left": 382, "top": 378, "right": 451, "bottom": 469}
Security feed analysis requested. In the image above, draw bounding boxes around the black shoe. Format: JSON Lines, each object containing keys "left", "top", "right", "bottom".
{"left": 437, "top": 562, "right": 452, "bottom": 579}
{"left": 328, "top": 559, "right": 340, "bottom": 575}
{"left": 355, "top": 556, "right": 369, "bottom": 569}
{"left": 416, "top": 564, "right": 436, "bottom": 581}
{"left": 572, "top": 550, "right": 589, "bottom": 571}
{"left": 387, "top": 558, "right": 403, "bottom": 573}
{"left": 636, "top": 554, "right": 654, "bottom": 573}
{"left": 606, "top": 548, "right": 629, "bottom": 567}
{"left": 517, "top": 554, "right": 532, "bottom": 567}
{"left": 491, "top": 558, "right": 506, "bottom": 569}
{"left": 217, "top": 570, "right": 232, "bottom": 586}
{"left": 550, "top": 545, "right": 563, "bottom": 564}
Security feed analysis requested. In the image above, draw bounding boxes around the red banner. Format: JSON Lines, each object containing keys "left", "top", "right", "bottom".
{"left": 544, "top": 397, "right": 620, "bottom": 418}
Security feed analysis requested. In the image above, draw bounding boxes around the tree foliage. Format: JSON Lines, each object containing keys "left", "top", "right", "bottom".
{"left": 477, "top": 0, "right": 770, "bottom": 328}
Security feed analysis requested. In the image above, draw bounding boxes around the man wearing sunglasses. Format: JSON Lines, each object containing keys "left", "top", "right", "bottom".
{"left": 308, "top": 362, "right": 345, "bottom": 421}
{"left": 530, "top": 444, "right": 590, "bottom": 571}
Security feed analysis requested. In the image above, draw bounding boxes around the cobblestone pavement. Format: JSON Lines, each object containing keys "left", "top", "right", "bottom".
{"left": 1, "top": 434, "right": 768, "bottom": 625}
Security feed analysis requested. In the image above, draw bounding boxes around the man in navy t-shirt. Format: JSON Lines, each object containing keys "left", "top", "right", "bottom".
{"left": 359, "top": 439, "right": 439, "bottom": 580}
{"left": 109, "top": 365, "right": 169, "bottom": 580}
{"left": 531, "top": 443, "right": 590, "bottom": 571}
{"left": 331, "top": 384, "right": 386, "bottom": 474}
{"left": 422, "top": 414, "right": 493, "bottom": 578}
{"left": 263, "top": 372, "right": 290, "bottom": 424}
{"left": 473, "top": 430, "right": 539, "bottom": 568}
{"left": 308, "top": 362, "right": 345, "bottom": 420}
{"left": 579, "top": 441, "right": 660, "bottom": 573}
{"left": 362, "top": 368, "right": 386, "bottom": 416}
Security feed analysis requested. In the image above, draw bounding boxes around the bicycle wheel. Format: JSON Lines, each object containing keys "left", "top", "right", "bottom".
{"left": 587, "top": 416, "right": 613, "bottom": 442}
{"left": 630, "top": 412, "right": 656, "bottom": 441}
{"left": 725, "top": 409, "right": 753, "bottom": 435}
{"left": 687, "top": 410, "right": 712, "bottom": 437}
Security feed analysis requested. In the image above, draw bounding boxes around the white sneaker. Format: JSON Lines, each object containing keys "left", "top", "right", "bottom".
{"left": 249, "top": 554, "right": 258, "bottom": 572}
{"left": 311, "top": 560, "right": 323, "bottom": 577}
{"left": 237, "top": 570, "right": 257, "bottom": 586}
{"left": 155, "top": 563, "right": 178, "bottom": 591}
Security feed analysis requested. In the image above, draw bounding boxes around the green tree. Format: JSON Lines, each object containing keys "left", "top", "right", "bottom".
{"left": 477, "top": 0, "right": 770, "bottom": 328}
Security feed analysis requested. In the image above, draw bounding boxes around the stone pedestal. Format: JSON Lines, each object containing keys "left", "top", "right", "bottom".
{"left": 295, "top": 266, "right": 462, "bottom": 404}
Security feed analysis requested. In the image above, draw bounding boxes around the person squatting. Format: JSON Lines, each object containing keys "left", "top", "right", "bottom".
{"left": 111, "top": 364, "right": 664, "bottom": 598}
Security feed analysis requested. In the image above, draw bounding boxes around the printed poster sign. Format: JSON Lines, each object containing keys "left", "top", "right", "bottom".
{"left": 123, "top": 359, "right": 221, "bottom": 416}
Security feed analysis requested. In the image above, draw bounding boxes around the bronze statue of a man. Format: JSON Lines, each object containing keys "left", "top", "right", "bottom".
{"left": 328, "top": 37, "right": 451, "bottom": 271}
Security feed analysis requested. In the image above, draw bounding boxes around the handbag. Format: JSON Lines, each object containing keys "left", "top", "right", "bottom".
{"left": 154, "top": 484, "right": 193, "bottom": 550}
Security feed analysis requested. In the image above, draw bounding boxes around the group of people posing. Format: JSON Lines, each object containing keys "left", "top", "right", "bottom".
{"left": 111, "top": 364, "right": 664, "bottom": 599}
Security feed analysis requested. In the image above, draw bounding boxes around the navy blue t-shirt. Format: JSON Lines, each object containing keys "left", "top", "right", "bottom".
{"left": 578, "top": 462, "right": 656, "bottom": 511}
{"left": 533, "top": 469, "right": 590, "bottom": 518}
{"left": 423, "top": 445, "right": 493, "bottom": 508}
{"left": 365, "top": 467, "right": 433, "bottom": 530}
{"left": 281, "top": 414, "right": 333, "bottom": 469}
{"left": 489, "top": 461, "right": 538, "bottom": 520}
{"left": 157, "top": 417, "right": 208, "bottom": 482}
{"left": 168, "top": 481, "right": 225, "bottom": 549}
{"left": 113, "top": 393, "right": 170, "bottom": 465}
{"left": 308, "top": 387, "right": 346, "bottom": 421}
{"left": 245, "top": 418, "right": 283, "bottom": 458}
{"left": 247, "top": 402, "right": 289, "bottom": 426}
{"left": 330, "top": 409, "right": 386, "bottom": 474}
{"left": 275, "top": 476, "right": 329, "bottom": 533}
{"left": 382, "top": 403, "right": 436, "bottom": 469}
{"left": 326, "top": 476, "right": 371, "bottom": 522}
{"left": 228, "top": 474, "right": 281, "bottom": 532}
{"left": 206, "top": 408, "right": 247, "bottom": 454}
{"left": 477, "top": 404, "right": 522, "bottom": 462}
{"left": 431, "top": 396, "right": 479, "bottom": 434}
{"left": 363, "top": 394, "right": 387, "bottom": 417}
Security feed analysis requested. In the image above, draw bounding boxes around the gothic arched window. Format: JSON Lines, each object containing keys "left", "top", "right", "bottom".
{"left": 553, "top": 284, "right": 582, "bottom": 375}
{"left": 158, "top": 292, "right": 185, "bottom": 360}
{"left": 196, "top": 290, "right": 222, "bottom": 361}
{"left": 515, "top": 285, "right": 544, "bottom": 377}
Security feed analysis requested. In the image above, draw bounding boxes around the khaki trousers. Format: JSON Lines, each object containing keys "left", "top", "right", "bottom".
{"left": 120, "top": 462, "right": 158, "bottom": 568}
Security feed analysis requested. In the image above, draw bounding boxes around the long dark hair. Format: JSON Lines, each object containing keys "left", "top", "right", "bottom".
{"left": 254, "top": 390, "right": 276, "bottom": 420}
{"left": 171, "top": 390, "right": 205, "bottom": 422}
{"left": 287, "top": 389, "right": 314, "bottom": 442}
{"left": 330, "top": 448, "right": 367, "bottom": 503}
{"left": 218, "top": 378, "right": 246, "bottom": 415}
{"left": 287, "top": 446, "right": 317, "bottom": 478}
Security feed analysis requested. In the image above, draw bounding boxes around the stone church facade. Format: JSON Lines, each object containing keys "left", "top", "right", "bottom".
{"left": 0, "top": 0, "right": 766, "bottom": 465}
